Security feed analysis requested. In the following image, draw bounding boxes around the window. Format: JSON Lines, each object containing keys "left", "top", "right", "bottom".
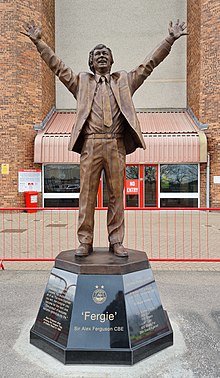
{"left": 160, "top": 165, "right": 198, "bottom": 193}
{"left": 160, "top": 198, "right": 198, "bottom": 207}
{"left": 44, "top": 164, "right": 80, "bottom": 207}
{"left": 44, "top": 164, "right": 80, "bottom": 193}
{"left": 160, "top": 164, "right": 199, "bottom": 208}
{"left": 144, "top": 166, "right": 157, "bottom": 207}
{"left": 102, "top": 172, "right": 109, "bottom": 208}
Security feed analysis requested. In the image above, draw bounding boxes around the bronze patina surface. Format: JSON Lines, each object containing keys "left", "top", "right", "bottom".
{"left": 22, "top": 20, "right": 187, "bottom": 256}
{"left": 55, "top": 248, "right": 151, "bottom": 275}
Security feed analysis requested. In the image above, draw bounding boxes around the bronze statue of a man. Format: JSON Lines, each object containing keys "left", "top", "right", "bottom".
{"left": 22, "top": 20, "right": 187, "bottom": 257}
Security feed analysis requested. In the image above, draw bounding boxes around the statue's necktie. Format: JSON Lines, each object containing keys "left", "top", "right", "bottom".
{"left": 100, "top": 76, "right": 112, "bottom": 127}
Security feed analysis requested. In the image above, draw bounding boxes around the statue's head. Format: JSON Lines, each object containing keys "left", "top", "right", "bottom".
{"left": 88, "top": 44, "right": 114, "bottom": 74}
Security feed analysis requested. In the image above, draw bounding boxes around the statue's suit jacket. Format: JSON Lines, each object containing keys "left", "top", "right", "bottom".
{"left": 35, "top": 38, "right": 173, "bottom": 155}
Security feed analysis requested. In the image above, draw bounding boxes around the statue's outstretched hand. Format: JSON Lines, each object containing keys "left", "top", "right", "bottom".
{"left": 168, "top": 19, "right": 188, "bottom": 40}
{"left": 21, "top": 20, "right": 42, "bottom": 42}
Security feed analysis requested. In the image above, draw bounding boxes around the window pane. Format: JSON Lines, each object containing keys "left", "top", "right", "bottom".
{"left": 44, "top": 198, "right": 79, "bottom": 208}
{"left": 144, "top": 166, "right": 156, "bottom": 207}
{"left": 126, "top": 166, "right": 138, "bottom": 179}
{"left": 160, "top": 198, "right": 198, "bottom": 208}
{"left": 160, "top": 165, "right": 198, "bottom": 193}
{"left": 44, "top": 164, "right": 80, "bottom": 193}
{"left": 126, "top": 195, "right": 139, "bottom": 207}
{"left": 103, "top": 172, "right": 109, "bottom": 207}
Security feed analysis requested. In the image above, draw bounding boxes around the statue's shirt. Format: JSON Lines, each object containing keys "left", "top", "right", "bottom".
{"left": 83, "top": 73, "right": 125, "bottom": 135}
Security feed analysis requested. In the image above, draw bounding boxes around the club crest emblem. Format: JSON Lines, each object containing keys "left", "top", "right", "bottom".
{"left": 92, "top": 285, "right": 107, "bottom": 304}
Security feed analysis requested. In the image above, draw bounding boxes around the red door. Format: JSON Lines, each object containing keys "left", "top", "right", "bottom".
{"left": 97, "top": 165, "right": 158, "bottom": 208}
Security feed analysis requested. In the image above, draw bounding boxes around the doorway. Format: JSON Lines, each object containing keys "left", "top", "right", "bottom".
{"left": 100, "top": 164, "right": 158, "bottom": 208}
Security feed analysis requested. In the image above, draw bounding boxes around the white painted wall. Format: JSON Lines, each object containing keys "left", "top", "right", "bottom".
{"left": 55, "top": 0, "right": 187, "bottom": 109}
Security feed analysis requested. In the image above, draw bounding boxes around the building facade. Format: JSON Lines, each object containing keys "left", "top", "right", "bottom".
{"left": 0, "top": 0, "right": 219, "bottom": 208}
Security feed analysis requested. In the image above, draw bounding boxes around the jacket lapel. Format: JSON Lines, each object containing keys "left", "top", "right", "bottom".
{"left": 110, "top": 77, "right": 121, "bottom": 109}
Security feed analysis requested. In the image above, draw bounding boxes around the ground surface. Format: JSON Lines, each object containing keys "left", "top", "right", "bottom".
{"left": 0, "top": 266, "right": 219, "bottom": 378}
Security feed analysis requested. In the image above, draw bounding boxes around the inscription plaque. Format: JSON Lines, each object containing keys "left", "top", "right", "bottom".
{"left": 33, "top": 268, "right": 76, "bottom": 346}
{"left": 123, "top": 270, "right": 170, "bottom": 347}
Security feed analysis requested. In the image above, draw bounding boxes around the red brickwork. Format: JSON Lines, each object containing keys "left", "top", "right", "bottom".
{"left": 0, "top": 0, "right": 55, "bottom": 207}
{"left": 1, "top": 0, "right": 219, "bottom": 208}
{"left": 200, "top": 163, "right": 207, "bottom": 207}
{"left": 187, "top": 0, "right": 201, "bottom": 118}
{"left": 188, "top": 0, "right": 220, "bottom": 207}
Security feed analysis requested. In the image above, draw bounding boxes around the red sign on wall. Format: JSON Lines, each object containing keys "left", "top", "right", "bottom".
{"left": 126, "top": 179, "right": 139, "bottom": 195}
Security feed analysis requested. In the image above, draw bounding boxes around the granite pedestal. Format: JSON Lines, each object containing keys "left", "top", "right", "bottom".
{"left": 30, "top": 248, "right": 173, "bottom": 365}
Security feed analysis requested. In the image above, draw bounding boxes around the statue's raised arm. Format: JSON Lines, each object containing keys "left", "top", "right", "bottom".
{"left": 128, "top": 19, "right": 187, "bottom": 95}
{"left": 21, "top": 20, "right": 78, "bottom": 97}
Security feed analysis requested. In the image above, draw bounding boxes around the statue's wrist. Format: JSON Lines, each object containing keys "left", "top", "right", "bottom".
{"left": 33, "top": 38, "right": 41, "bottom": 46}
{"left": 165, "top": 35, "right": 175, "bottom": 45}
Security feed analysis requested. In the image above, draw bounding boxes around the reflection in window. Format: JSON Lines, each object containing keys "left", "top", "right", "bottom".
{"left": 126, "top": 166, "right": 138, "bottom": 180}
{"left": 144, "top": 166, "right": 156, "bottom": 207}
{"left": 103, "top": 172, "right": 108, "bottom": 208}
{"left": 160, "top": 198, "right": 198, "bottom": 208}
{"left": 160, "top": 165, "right": 198, "bottom": 193}
{"left": 44, "top": 164, "right": 80, "bottom": 193}
{"left": 44, "top": 198, "right": 79, "bottom": 208}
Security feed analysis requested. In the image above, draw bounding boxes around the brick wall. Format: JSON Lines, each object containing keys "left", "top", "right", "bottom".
{"left": 187, "top": 0, "right": 201, "bottom": 119}
{"left": 187, "top": 0, "right": 220, "bottom": 207}
{"left": 1, "top": 0, "right": 219, "bottom": 208}
{"left": 200, "top": 163, "right": 207, "bottom": 207}
{"left": 0, "top": 0, "right": 55, "bottom": 207}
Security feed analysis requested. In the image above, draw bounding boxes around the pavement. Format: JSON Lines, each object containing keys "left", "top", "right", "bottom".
{"left": 0, "top": 265, "right": 220, "bottom": 378}
{"left": 0, "top": 209, "right": 220, "bottom": 377}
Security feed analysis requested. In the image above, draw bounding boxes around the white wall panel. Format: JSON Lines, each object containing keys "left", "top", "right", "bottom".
{"left": 55, "top": 0, "right": 187, "bottom": 109}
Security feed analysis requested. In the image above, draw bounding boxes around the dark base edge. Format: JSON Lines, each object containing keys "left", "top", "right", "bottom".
{"left": 30, "top": 327, "right": 173, "bottom": 365}
{"left": 132, "top": 332, "right": 173, "bottom": 364}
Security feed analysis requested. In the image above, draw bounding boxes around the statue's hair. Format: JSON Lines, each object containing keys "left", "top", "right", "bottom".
{"left": 88, "top": 44, "right": 114, "bottom": 73}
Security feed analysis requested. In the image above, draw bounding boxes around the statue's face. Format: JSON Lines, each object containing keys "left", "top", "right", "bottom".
{"left": 92, "top": 47, "right": 112, "bottom": 74}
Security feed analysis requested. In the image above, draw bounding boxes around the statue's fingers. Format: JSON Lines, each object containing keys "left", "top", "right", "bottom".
{"left": 180, "top": 21, "right": 185, "bottom": 28}
{"left": 30, "top": 19, "right": 36, "bottom": 27}
{"left": 169, "top": 21, "right": 173, "bottom": 28}
{"left": 176, "top": 19, "right": 180, "bottom": 25}
{"left": 23, "top": 22, "right": 30, "bottom": 31}
{"left": 182, "top": 24, "right": 187, "bottom": 31}
{"left": 26, "top": 22, "right": 33, "bottom": 29}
